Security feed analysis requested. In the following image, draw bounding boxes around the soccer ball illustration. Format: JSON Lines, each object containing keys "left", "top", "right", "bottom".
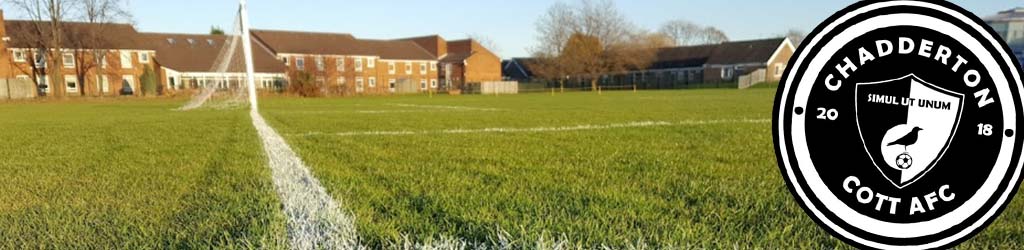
{"left": 895, "top": 152, "right": 913, "bottom": 170}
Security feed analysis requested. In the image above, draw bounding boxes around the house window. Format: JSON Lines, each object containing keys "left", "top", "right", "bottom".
{"left": 356, "top": 77, "right": 364, "bottom": 93}
{"left": 336, "top": 57, "right": 345, "bottom": 71}
{"left": 283, "top": 57, "right": 290, "bottom": 66}
{"left": 354, "top": 58, "right": 363, "bottom": 72}
{"left": 405, "top": 62, "right": 412, "bottom": 74}
{"left": 337, "top": 77, "right": 346, "bottom": 86}
{"left": 420, "top": 79, "right": 427, "bottom": 90}
{"left": 388, "top": 62, "right": 396, "bottom": 74}
{"left": 120, "top": 51, "right": 132, "bottom": 69}
{"left": 774, "top": 63, "right": 786, "bottom": 77}
{"left": 296, "top": 57, "right": 306, "bottom": 69}
{"left": 368, "top": 77, "right": 377, "bottom": 88}
{"left": 721, "top": 68, "right": 735, "bottom": 80}
{"left": 63, "top": 53, "right": 75, "bottom": 68}
{"left": 139, "top": 52, "right": 150, "bottom": 63}
{"left": 315, "top": 56, "right": 325, "bottom": 71}
{"left": 420, "top": 63, "right": 427, "bottom": 74}
{"left": 65, "top": 75, "right": 78, "bottom": 93}
{"left": 430, "top": 62, "right": 437, "bottom": 71}
{"left": 168, "top": 76, "right": 177, "bottom": 89}
{"left": 430, "top": 79, "right": 438, "bottom": 88}
{"left": 367, "top": 58, "right": 375, "bottom": 68}
{"left": 100, "top": 54, "right": 108, "bottom": 68}
{"left": 388, "top": 79, "right": 396, "bottom": 93}
{"left": 98, "top": 75, "right": 109, "bottom": 93}
{"left": 38, "top": 76, "right": 50, "bottom": 93}
{"left": 12, "top": 49, "right": 26, "bottom": 62}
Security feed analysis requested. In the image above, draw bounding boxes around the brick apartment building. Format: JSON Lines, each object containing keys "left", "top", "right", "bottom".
{"left": 250, "top": 30, "right": 440, "bottom": 95}
{"left": 0, "top": 10, "right": 502, "bottom": 98}
{"left": 399, "top": 35, "right": 503, "bottom": 89}
{"left": 0, "top": 11, "right": 158, "bottom": 97}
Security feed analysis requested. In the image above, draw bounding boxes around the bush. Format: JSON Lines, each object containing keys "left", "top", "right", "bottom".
{"left": 140, "top": 65, "right": 158, "bottom": 96}
{"left": 287, "top": 71, "right": 322, "bottom": 97}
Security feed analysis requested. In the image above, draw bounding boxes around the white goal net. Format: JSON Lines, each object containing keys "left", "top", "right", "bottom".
{"left": 178, "top": 1, "right": 258, "bottom": 111}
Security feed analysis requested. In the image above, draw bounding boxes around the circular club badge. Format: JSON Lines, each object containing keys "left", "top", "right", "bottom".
{"left": 774, "top": 1, "right": 1024, "bottom": 249}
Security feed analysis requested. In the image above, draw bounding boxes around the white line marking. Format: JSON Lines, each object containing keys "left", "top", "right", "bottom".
{"left": 250, "top": 111, "right": 362, "bottom": 249}
{"left": 288, "top": 119, "right": 770, "bottom": 137}
{"left": 388, "top": 103, "right": 503, "bottom": 111}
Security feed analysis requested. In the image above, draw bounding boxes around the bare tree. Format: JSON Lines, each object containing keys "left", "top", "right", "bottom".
{"left": 658, "top": 20, "right": 701, "bottom": 46}
{"left": 70, "top": 0, "right": 131, "bottom": 97}
{"left": 466, "top": 33, "right": 501, "bottom": 56}
{"left": 531, "top": 0, "right": 661, "bottom": 91}
{"left": 696, "top": 27, "right": 729, "bottom": 45}
{"left": 5, "top": 0, "right": 74, "bottom": 97}
{"left": 784, "top": 28, "right": 806, "bottom": 47}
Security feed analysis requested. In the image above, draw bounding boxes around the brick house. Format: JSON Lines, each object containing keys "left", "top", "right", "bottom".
{"left": 0, "top": 11, "right": 158, "bottom": 97}
{"left": 139, "top": 33, "right": 286, "bottom": 94}
{"left": 400, "top": 36, "right": 502, "bottom": 90}
{"left": 251, "top": 30, "right": 439, "bottom": 95}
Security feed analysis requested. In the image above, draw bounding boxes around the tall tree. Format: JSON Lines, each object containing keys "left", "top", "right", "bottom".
{"left": 659, "top": 19, "right": 730, "bottom": 46}
{"left": 531, "top": 0, "right": 662, "bottom": 90}
{"left": 6, "top": 0, "right": 72, "bottom": 97}
{"left": 529, "top": 2, "right": 577, "bottom": 90}
{"left": 70, "top": 0, "right": 131, "bottom": 97}
{"left": 210, "top": 26, "right": 225, "bottom": 35}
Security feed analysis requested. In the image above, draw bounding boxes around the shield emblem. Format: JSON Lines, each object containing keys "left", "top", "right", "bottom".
{"left": 855, "top": 74, "right": 964, "bottom": 188}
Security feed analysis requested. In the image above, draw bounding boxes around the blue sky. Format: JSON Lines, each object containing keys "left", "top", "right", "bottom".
{"left": 39, "top": 1, "right": 1024, "bottom": 58}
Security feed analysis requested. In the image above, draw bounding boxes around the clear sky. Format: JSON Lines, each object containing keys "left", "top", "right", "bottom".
{"left": 33, "top": 1, "right": 1024, "bottom": 58}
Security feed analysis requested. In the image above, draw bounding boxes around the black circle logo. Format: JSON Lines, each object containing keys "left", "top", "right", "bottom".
{"left": 773, "top": 1, "right": 1024, "bottom": 248}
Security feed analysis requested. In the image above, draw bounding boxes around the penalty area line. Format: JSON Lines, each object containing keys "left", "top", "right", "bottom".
{"left": 250, "top": 111, "right": 362, "bottom": 249}
{"left": 288, "top": 118, "right": 771, "bottom": 137}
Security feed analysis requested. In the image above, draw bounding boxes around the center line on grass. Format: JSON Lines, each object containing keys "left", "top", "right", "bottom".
{"left": 250, "top": 111, "right": 362, "bottom": 249}
{"left": 388, "top": 103, "right": 503, "bottom": 111}
{"left": 288, "top": 118, "right": 771, "bottom": 137}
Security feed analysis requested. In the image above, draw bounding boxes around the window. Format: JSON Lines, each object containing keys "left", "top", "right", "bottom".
{"left": 721, "top": 68, "right": 735, "bottom": 80}
{"left": 405, "top": 62, "right": 412, "bottom": 74}
{"left": 388, "top": 62, "right": 396, "bottom": 75}
{"left": 64, "top": 75, "right": 78, "bottom": 93}
{"left": 98, "top": 75, "right": 109, "bottom": 93}
{"left": 12, "top": 49, "right": 26, "bottom": 62}
{"left": 337, "top": 77, "right": 346, "bottom": 86}
{"left": 63, "top": 53, "right": 75, "bottom": 68}
{"left": 354, "top": 58, "right": 363, "bottom": 72}
{"left": 139, "top": 52, "right": 150, "bottom": 63}
{"left": 430, "top": 62, "right": 437, "bottom": 71}
{"left": 315, "top": 56, "right": 325, "bottom": 71}
{"left": 120, "top": 51, "right": 132, "bottom": 69}
{"left": 388, "top": 79, "right": 396, "bottom": 93}
{"left": 296, "top": 57, "right": 306, "bottom": 69}
{"left": 38, "top": 76, "right": 50, "bottom": 93}
{"left": 283, "top": 57, "right": 290, "bottom": 66}
{"left": 420, "top": 63, "right": 427, "bottom": 74}
{"left": 367, "top": 58, "right": 375, "bottom": 68}
{"left": 420, "top": 79, "right": 427, "bottom": 90}
{"left": 774, "top": 63, "right": 786, "bottom": 77}
{"left": 368, "top": 77, "right": 377, "bottom": 88}
{"left": 356, "top": 77, "right": 364, "bottom": 93}
{"left": 316, "top": 76, "right": 325, "bottom": 85}
{"left": 336, "top": 57, "right": 345, "bottom": 71}
{"left": 16, "top": 75, "right": 29, "bottom": 81}
{"left": 100, "top": 55, "right": 108, "bottom": 68}
{"left": 34, "top": 51, "right": 47, "bottom": 68}
{"left": 430, "top": 79, "right": 438, "bottom": 88}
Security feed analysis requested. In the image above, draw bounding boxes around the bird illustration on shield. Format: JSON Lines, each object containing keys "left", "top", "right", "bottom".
{"left": 886, "top": 127, "right": 923, "bottom": 170}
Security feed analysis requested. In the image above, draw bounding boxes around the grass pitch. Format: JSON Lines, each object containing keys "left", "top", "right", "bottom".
{"left": 1, "top": 88, "right": 1022, "bottom": 249}
{"left": 0, "top": 99, "right": 285, "bottom": 249}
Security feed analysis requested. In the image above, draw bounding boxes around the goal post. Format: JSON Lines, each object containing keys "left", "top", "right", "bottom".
{"left": 239, "top": 0, "right": 259, "bottom": 112}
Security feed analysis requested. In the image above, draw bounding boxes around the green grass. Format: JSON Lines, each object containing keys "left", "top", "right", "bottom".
{"left": 260, "top": 88, "right": 1024, "bottom": 249}
{"left": 0, "top": 99, "right": 286, "bottom": 249}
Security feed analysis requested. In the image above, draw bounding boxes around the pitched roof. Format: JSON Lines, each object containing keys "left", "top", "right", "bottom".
{"left": 251, "top": 29, "right": 435, "bottom": 60}
{"left": 502, "top": 58, "right": 537, "bottom": 80}
{"left": 985, "top": 8, "right": 1024, "bottom": 22}
{"left": 139, "top": 33, "right": 285, "bottom": 74}
{"left": 4, "top": 20, "right": 144, "bottom": 50}
{"left": 651, "top": 38, "right": 788, "bottom": 69}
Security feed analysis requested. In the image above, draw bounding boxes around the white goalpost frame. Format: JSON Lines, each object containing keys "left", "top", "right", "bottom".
{"left": 239, "top": 0, "right": 259, "bottom": 112}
